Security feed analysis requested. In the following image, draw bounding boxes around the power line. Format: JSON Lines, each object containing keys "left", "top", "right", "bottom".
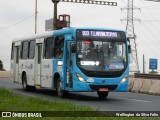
{"left": 141, "top": 5, "right": 160, "bottom": 31}
{"left": 0, "top": 14, "right": 35, "bottom": 30}
{"left": 141, "top": 3, "right": 160, "bottom": 8}
{"left": 142, "top": 19, "right": 160, "bottom": 22}
{"left": 140, "top": 13, "right": 160, "bottom": 48}
{"left": 135, "top": 9, "right": 160, "bottom": 59}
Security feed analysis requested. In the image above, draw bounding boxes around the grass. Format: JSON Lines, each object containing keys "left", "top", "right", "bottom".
{"left": 0, "top": 87, "right": 159, "bottom": 120}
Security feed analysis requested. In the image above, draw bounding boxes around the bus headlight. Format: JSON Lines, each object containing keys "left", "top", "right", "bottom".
{"left": 121, "top": 75, "right": 128, "bottom": 83}
{"left": 76, "top": 73, "right": 86, "bottom": 82}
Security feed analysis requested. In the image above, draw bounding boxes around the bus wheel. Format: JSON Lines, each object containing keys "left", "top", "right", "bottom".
{"left": 56, "top": 78, "right": 67, "bottom": 98}
{"left": 97, "top": 91, "right": 109, "bottom": 99}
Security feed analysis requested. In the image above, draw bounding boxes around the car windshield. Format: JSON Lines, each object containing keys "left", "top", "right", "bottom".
{"left": 77, "top": 40, "right": 127, "bottom": 72}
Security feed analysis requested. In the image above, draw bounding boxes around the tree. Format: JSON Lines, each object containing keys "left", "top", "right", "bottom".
{"left": 0, "top": 60, "right": 4, "bottom": 70}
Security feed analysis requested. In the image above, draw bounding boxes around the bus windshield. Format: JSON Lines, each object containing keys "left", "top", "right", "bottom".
{"left": 77, "top": 40, "right": 127, "bottom": 72}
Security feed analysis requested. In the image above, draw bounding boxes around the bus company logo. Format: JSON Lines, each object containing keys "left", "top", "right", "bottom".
{"left": 2, "top": 112, "right": 11, "bottom": 117}
{"left": 44, "top": 64, "right": 50, "bottom": 69}
{"left": 25, "top": 64, "right": 33, "bottom": 69}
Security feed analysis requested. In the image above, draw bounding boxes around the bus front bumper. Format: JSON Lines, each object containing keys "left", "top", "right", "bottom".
{"left": 72, "top": 80, "right": 128, "bottom": 92}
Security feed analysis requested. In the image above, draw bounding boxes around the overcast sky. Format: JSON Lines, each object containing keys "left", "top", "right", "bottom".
{"left": 0, "top": 0, "right": 160, "bottom": 73}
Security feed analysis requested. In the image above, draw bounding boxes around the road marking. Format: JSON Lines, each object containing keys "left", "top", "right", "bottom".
{"left": 116, "top": 97, "right": 152, "bottom": 103}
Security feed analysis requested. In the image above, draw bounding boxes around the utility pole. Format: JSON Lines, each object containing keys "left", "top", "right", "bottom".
{"left": 143, "top": 54, "right": 145, "bottom": 74}
{"left": 121, "top": 0, "right": 140, "bottom": 73}
{"left": 35, "top": 0, "right": 38, "bottom": 34}
{"left": 51, "top": 0, "right": 117, "bottom": 30}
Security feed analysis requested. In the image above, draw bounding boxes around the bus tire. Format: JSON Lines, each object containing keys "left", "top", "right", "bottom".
{"left": 56, "top": 78, "right": 67, "bottom": 98}
{"left": 97, "top": 91, "right": 109, "bottom": 99}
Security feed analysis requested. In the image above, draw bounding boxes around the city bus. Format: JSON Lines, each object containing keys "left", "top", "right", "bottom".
{"left": 10, "top": 27, "right": 131, "bottom": 99}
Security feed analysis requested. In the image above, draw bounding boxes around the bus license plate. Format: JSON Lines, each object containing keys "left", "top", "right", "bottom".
{"left": 99, "top": 88, "right": 108, "bottom": 92}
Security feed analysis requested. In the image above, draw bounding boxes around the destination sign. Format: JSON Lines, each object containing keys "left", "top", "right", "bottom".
{"left": 76, "top": 30, "right": 125, "bottom": 40}
{"left": 82, "top": 31, "right": 118, "bottom": 37}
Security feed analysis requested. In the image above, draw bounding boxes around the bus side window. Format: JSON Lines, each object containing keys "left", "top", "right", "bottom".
{"left": 28, "top": 40, "right": 35, "bottom": 59}
{"left": 11, "top": 43, "right": 14, "bottom": 60}
{"left": 43, "top": 39, "right": 46, "bottom": 59}
{"left": 44, "top": 37, "right": 54, "bottom": 59}
{"left": 54, "top": 36, "right": 64, "bottom": 58}
{"left": 16, "top": 47, "right": 19, "bottom": 64}
{"left": 21, "top": 41, "right": 29, "bottom": 60}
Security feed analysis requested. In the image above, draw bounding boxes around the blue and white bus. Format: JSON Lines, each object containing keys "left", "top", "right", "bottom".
{"left": 10, "top": 27, "right": 131, "bottom": 99}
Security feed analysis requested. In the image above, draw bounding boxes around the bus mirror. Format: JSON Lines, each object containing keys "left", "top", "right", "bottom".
{"left": 127, "top": 37, "right": 130, "bottom": 43}
{"left": 71, "top": 43, "right": 76, "bottom": 53}
{"left": 128, "top": 45, "right": 131, "bottom": 53}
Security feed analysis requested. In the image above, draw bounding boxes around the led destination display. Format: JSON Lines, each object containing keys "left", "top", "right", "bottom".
{"left": 76, "top": 30, "right": 125, "bottom": 40}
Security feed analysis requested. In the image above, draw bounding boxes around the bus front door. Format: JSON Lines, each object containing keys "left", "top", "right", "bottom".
{"left": 66, "top": 42, "right": 74, "bottom": 88}
{"left": 35, "top": 44, "right": 42, "bottom": 85}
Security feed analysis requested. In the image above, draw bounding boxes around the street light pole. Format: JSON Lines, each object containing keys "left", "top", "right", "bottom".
{"left": 51, "top": 0, "right": 117, "bottom": 30}
{"left": 54, "top": 0, "right": 57, "bottom": 30}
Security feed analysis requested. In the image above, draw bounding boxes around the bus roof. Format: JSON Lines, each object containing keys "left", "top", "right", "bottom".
{"left": 13, "top": 31, "right": 54, "bottom": 42}
{"left": 12, "top": 27, "right": 125, "bottom": 42}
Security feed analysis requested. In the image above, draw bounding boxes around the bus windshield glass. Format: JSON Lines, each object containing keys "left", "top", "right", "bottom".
{"left": 77, "top": 40, "right": 127, "bottom": 72}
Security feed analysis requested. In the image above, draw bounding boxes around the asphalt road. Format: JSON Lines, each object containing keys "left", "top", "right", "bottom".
{"left": 1, "top": 78, "right": 160, "bottom": 111}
